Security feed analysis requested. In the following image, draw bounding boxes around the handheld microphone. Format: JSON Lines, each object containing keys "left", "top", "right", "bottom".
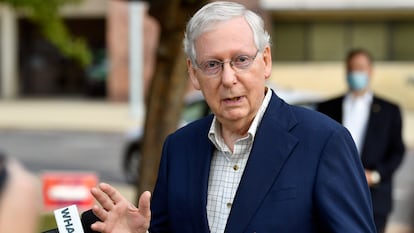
{"left": 42, "top": 205, "right": 100, "bottom": 233}
{"left": 81, "top": 209, "right": 100, "bottom": 233}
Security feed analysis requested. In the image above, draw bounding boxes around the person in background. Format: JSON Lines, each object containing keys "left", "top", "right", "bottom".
{"left": 0, "top": 153, "right": 41, "bottom": 233}
{"left": 89, "top": 2, "right": 376, "bottom": 232}
{"left": 317, "top": 48, "right": 405, "bottom": 233}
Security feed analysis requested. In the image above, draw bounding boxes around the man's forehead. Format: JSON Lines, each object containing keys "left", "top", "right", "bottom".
{"left": 194, "top": 19, "right": 255, "bottom": 55}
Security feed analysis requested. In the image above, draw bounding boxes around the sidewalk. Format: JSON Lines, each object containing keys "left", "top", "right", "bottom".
{"left": 0, "top": 99, "right": 142, "bottom": 133}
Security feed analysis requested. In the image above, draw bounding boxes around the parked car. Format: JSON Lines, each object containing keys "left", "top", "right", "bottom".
{"left": 122, "top": 91, "right": 210, "bottom": 184}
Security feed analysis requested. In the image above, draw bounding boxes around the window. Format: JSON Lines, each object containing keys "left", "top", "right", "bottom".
{"left": 392, "top": 22, "right": 414, "bottom": 60}
{"left": 272, "top": 20, "right": 414, "bottom": 62}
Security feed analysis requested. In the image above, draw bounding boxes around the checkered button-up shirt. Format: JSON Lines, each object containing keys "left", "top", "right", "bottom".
{"left": 206, "top": 88, "right": 272, "bottom": 233}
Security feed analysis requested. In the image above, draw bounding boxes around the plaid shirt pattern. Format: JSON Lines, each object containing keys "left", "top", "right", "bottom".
{"left": 206, "top": 88, "right": 272, "bottom": 233}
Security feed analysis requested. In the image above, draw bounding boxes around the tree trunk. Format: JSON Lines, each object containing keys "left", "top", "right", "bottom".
{"left": 137, "top": 0, "right": 205, "bottom": 195}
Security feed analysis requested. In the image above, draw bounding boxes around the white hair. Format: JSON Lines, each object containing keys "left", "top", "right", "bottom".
{"left": 183, "top": 1, "right": 271, "bottom": 66}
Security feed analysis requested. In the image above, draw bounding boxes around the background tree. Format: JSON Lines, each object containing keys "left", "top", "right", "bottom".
{"left": 0, "top": 0, "right": 91, "bottom": 66}
{"left": 137, "top": 0, "right": 205, "bottom": 194}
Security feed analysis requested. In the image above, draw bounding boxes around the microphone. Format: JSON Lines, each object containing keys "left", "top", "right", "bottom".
{"left": 42, "top": 205, "right": 100, "bottom": 233}
{"left": 81, "top": 209, "right": 100, "bottom": 233}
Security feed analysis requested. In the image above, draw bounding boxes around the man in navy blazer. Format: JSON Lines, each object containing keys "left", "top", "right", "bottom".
{"left": 148, "top": 91, "right": 376, "bottom": 233}
{"left": 90, "top": 2, "right": 376, "bottom": 233}
{"left": 317, "top": 48, "right": 405, "bottom": 233}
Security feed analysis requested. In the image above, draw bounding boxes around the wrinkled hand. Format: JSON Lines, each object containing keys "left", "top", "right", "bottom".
{"left": 90, "top": 183, "right": 151, "bottom": 233}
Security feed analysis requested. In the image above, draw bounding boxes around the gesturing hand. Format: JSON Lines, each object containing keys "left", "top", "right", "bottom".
{"left": 90, "top": 183, "right": 151, "bottom": 233}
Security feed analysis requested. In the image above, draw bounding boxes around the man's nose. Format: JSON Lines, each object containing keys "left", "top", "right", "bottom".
{"left": 221, "top": 62, "right": 237, "bottom": 86}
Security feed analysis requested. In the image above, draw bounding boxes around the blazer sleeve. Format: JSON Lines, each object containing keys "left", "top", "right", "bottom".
{"left": 149, "top": 136, "right": 171, "bottom": 233}
{"left": 315, "top": 97, "right": 343, "bottom": 123}
{"left": 314, "top": 126, "right": 376, "bottom": 233}
{"left": 376, "top": 104, "right": 405, "bottom": 181}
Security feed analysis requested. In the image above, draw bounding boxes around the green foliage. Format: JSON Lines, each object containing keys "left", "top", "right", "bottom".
{"left": 0, "top": 0, "right": 92, "bottom": 66}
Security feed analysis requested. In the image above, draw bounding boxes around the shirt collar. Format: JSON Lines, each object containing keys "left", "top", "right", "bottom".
{"left": 344, "top": 90, "right": 373, "bottom": 106}
{"left": 208, "top": 87, "right": 272, "bottom": 149}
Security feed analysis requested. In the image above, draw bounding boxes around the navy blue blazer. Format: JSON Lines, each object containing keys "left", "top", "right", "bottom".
{"left": 317, "top": 95, "right": 405, "bottom": 216}
{"left": 150, "top": 92, "right": 376, "bottom": 233}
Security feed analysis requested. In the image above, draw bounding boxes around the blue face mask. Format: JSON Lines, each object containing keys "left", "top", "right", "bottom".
{"left": 346, "top": 71, "right": 369, "bottom": 91}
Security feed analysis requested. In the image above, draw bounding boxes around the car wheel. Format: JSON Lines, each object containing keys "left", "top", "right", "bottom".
{"left": 123, "top": 141, "right": 141, "bottom": 184}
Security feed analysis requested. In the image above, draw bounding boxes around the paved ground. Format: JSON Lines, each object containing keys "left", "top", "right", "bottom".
{"left": 0, "top": 98, "right": 413, "bottom": 232}
{"left": 0, "top": 99, "right": 142, "bottom": 133}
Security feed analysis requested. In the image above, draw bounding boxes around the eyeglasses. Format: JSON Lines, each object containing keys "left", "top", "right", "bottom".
{"left": 196, "top": 50, "right": 260, "bottom": 76}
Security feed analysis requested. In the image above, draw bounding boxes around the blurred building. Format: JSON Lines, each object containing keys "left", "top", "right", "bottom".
{"left": 263, "top": 0, "right": 414, "bottom": 109}
{"left": 0, "top": 0, "right": 107, "bottom": 99}
{"left": 0, "top": 0, "right": 413, "bottom": 108}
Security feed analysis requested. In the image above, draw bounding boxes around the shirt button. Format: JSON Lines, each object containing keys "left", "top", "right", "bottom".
{"left": 233, "top": 165, "right": 239, "bottom": 171}
{"left": 226, "top": 202, "right": 232, "bottom": 208}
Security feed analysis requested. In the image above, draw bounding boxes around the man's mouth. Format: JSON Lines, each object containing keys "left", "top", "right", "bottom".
{"left": 223, "top": 96, "right": 243, "bottom": 103}
{"left": 226, "top": 96, "right": 241, "bottom": 101}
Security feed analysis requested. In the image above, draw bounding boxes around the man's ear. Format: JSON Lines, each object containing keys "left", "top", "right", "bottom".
{"left": 187, "top": 59, "right": 201, "bottom": 90}
{"left": 262, "top": 46, "right": 272, "bottom": 80}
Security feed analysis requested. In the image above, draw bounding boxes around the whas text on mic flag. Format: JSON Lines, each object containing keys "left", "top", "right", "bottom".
{"left": 54, "top": 204, "right": 85, "bottom": 233}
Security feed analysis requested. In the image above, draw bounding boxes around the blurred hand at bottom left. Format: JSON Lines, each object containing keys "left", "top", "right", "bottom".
{"left": 0, "top": 154, "right": 41, "bottom": 233}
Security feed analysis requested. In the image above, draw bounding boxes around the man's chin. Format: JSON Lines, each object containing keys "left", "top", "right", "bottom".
{"left": 218, "top": 110, "right": 250, "bottom": 123}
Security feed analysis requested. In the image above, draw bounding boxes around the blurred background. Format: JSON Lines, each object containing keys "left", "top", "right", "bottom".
{"left": 0, "top": 0, "right": 413, "bottom": 232}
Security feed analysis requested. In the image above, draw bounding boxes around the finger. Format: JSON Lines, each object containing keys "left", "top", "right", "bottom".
{"left": 92, "top": 204, "right": 108, "bottom": 221}
{"left": 99, "top": 182, "right": 125, "bottom": 204}
{"left": 91, "top": 185, "right": 115, "bottom": 211}
{"left": 91, "top": 221, "right": 106, "bottom": 233}
{"left": 137, "top": 191, "right": 151, "bottom": 217}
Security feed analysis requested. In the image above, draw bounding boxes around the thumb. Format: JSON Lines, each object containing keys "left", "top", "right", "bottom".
{"left": 137, "top": 191, "right": 151, "bottom": 216}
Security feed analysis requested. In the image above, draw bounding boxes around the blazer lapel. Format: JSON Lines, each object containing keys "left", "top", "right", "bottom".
{"left": 361, "top": 97, "right": 382, "bottom": 157}
{"left": 189, "top": 119, "right": 215, "bottom": 232}
{"left": 225, "top": 95, "right": 299, "bottom": 233}
{"left": 334, "top": 97, "right": 344, "bottom": 123}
